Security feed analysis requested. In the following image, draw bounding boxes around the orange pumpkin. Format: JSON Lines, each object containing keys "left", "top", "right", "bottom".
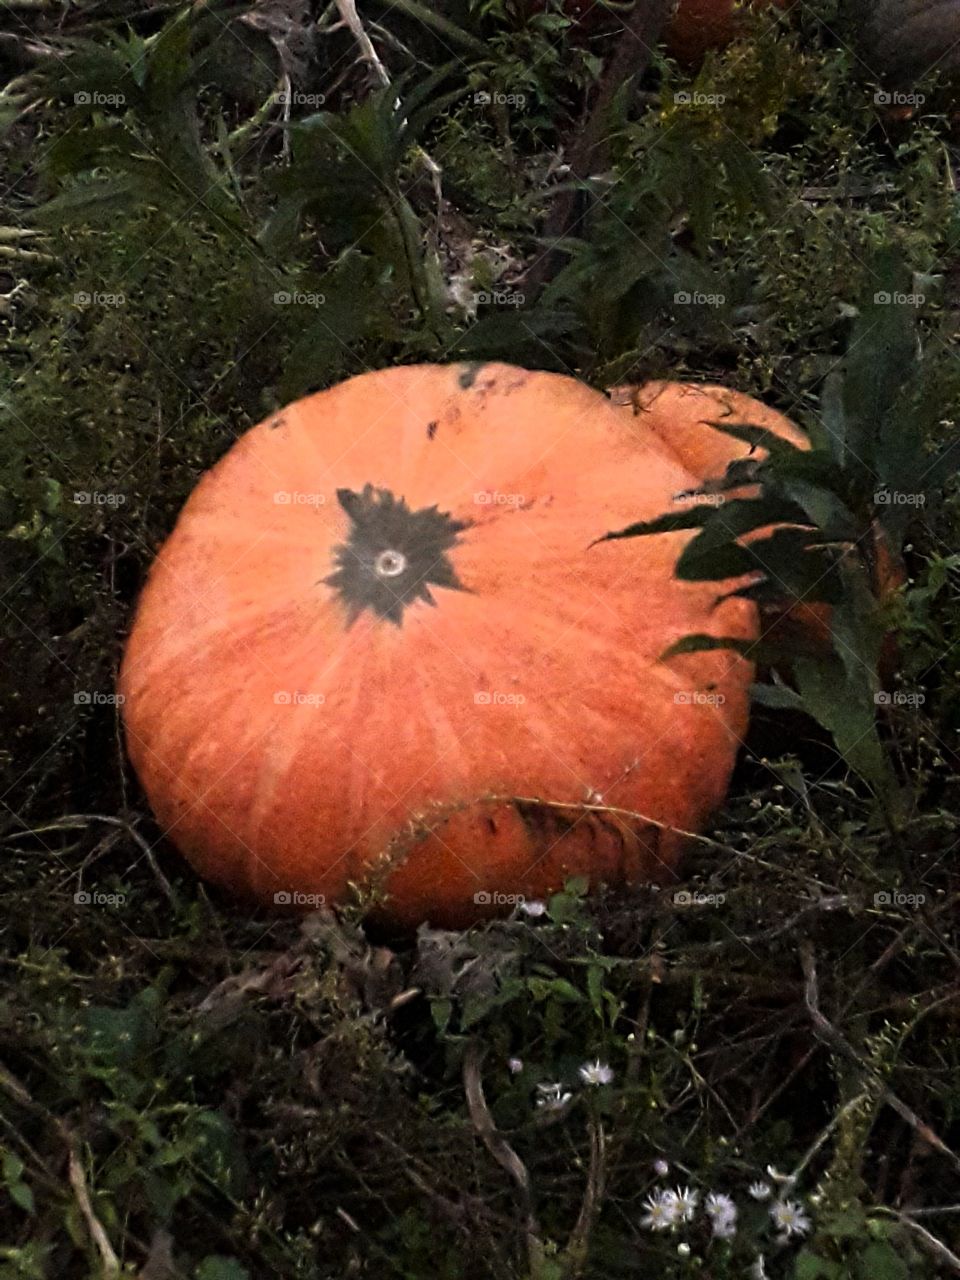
{"left": 120, "top": 363, "right": 784, "bottom": 928}
{"left": 609, "top": 380, "right": 906, "bottom": 656}
{"left": 665, "top": 0, "right": 788, "bottom": 65}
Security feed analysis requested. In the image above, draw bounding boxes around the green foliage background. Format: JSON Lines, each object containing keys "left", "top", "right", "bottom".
{"left": 1, "top": 0, "right": 960, "bottom": 1276}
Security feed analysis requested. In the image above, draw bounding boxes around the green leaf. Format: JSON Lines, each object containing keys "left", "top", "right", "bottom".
{"left": 195, "top": 1258, "right": 251, "bottom": 1280}
{"left": 9, "top": 1180, "right": 35, "bottom": 1214}
{"left": 750, "top": 680, "right": 806, "bottom": 711}
{"left": 843, "top": 246, "right": 918, "bottom": 479}
{"left": 662, "top": 634, "right": 758, "bottom": 660}
{"left": 594, "top": 505, "right": 714, "bottom": 545}
{"left": 792, "top": 655, "right": 889, "bottom": 790}
{"left": 431, "top": 998, "right": 453, "bottom": 1036}
{"left": 820, "top": 369, "right": 848, "bottom": 468}
{"left": 855, "top": 1242, "right": 909, "bottom": 1280}
{"left": 793, "top": 1250, "right": 842, "bottom": 1280}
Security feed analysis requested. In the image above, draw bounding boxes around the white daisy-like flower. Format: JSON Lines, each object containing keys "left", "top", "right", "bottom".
{"left": 520, "top": 900, "right": 547, "bottom": 918}
{"left": 641, "top": 1189, "right": 678, "bottom": 1231}
{"left": 670, "top": 1186, "right": 699, "bottom": 1222}
{"left": 535, "top": 1082, "right": 572, "bottom": 1111}
{"left": 705, "top": 1192, "right": 737, "bottom": 1239}
{"left": 748, "top": 1181, "right": 772, "bottom": 1200}
{"left": 579, "top": 1059, "right": 614, "bottom": 1086}
{"left": 653, "top": 1158, "right": 670, "bottom": 1177}
{"left": 769, "top": 1199, "right": 811, "bottom": 1238}
{"left": 507, "top": 1057, "right": 523, "bottom": 1074}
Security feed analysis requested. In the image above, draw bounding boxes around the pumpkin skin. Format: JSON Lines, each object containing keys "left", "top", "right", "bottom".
{"left": 120, "top": 363, "right": 766, "bottom": 929}
{"left": 849, "top": 0, "right": 960, "bottom": 83}
{"left": 665, "top": 0, "right": 788, "bottom": 65}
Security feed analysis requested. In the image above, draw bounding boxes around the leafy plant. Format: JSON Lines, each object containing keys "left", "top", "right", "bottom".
{"left": 599, "top": 246, "right": 958, "bottom": 804}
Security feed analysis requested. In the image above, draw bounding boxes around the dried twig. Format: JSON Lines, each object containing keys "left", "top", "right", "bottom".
{"left": 5, "top": 812, "right": 179, "bottom": 908}
{"left": 333, "top": 0, "right": 390, "bottom": 89}
{"left": 874, "top": 1208, "right": 960, "bottom": 1274}
{"left": 462, "top": 1040, "right": 546, "bottom": 1276}
{"left": 800, "top": 941, "right": 960, "bottom": 1175}
{"left": 563, "top": 1118, "right": 607, "bottom": 1278}
{"left": 68, "top": 1140, "right": 121, "bottom": 1275}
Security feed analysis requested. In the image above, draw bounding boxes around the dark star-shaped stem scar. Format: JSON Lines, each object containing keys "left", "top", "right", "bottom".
{"left": 323, "top": 484, "right": 471, "bottom": 626}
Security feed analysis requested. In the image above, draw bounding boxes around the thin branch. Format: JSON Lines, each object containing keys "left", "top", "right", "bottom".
{"left": 800, "top": 941, "right": 960, "bottom": 1176}
{"left": 462, "top": 1040, "right": 546, "bottom": 1276}
{"left": 874, "top": 1208, "right": 960, "bottom": 1274}
{"left": 5, "top": 812, "right": 178, "bottom": 908}
{"left": 333, "top": 0, "right": 390, "bottom": 88}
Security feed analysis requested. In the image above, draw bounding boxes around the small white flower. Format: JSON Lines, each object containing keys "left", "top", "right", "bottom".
{"left": 579, "top": 1059, "right": 614, "bottom": 1086}
{"left": 535, "top": 1082, "right": 572, "bottom": 1111}
{"left": 769, "top": 1199, "right": 811, "bottom": 1238}
{"left": 520, "top": 900, "right": 547, "bottom": 917}
{"left": 748, "top": 1181, "right": 772, "bottom": 1200}
{"left": 677, "top": 1242, "right": 691, "bottom": 1257}
{"left": 653, "top": 1158, "right": 670, "bottom": 1177}
{"left": 641, "top": 1189, "right": 678, "bottom": 1231}
{"left": 705, "top": 1192, "right": 737, "bottom": 1238}
{"left": 507, "top": 1057, "right": 523, "bottom": 1074}
{"left": 670, "top": 1186, "right": 699, "bottom": 1222}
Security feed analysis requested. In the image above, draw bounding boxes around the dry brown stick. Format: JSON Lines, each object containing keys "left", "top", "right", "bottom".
{"left": 0, "top": 1062, "right": 121, "bottom": 1274}
{"left": 563, "top": 1118, "right": 607, "bottom": 1278}
{"left": 875, "top": 1209, "right": 960, "bottom": 1274}
{"left": 525, "top": 0, "right": 676, "bottom": 297}
{"left": 5, "top": 812, "right": 178, "bottom": 908}
{"left": 800, "top": 941, "right": 960, "bottom": 1176}
{"left": 462, "top": 1040, "right": 546, "bottom": 1276}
